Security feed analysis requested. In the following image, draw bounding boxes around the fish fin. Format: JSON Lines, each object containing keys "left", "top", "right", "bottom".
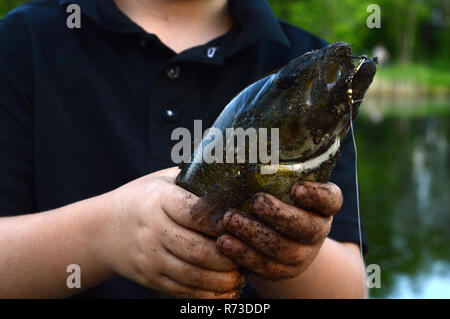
{"left": 189, "top": 171, "right": 251, "bottom": 227}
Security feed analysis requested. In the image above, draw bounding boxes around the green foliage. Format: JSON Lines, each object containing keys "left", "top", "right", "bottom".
{"left": 269, "top": 0, "right": 369, "bottom": 49}
{"left": 268, "top": 0, "right": 449, "bottom": 64}
{"left": 0, "top": 0, "right": 28, "bottom": 17}
{"left": 377, "top": 63, "right": 450, "bottom": 88}
{"left": 356, "top": 115, "right": 450, "bottom": 297}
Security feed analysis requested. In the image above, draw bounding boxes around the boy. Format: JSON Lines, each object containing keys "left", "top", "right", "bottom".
{"left": 0, "top": 0, "right": 366, "bottom": 298}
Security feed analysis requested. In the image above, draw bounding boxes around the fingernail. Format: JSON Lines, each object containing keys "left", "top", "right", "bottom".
{"left": 218, "top": 236, "right": 233, "bottom": 250}
{"left": 252, "top": 194, "right": 267, "bottom": 213}
{"left": 223, "top": 210, "right": 235, "bottom": 225}
{"left": 292, "top": 183, "right": 307, "bottom": 199}
{"left": 228, "top": 290, "right": 241, "bottom": 299}
{"left": 225, "top": 211, "right": 243, "bottom": 230}
{"left": 222, "top": 239, "right": 233, "bottom": 250}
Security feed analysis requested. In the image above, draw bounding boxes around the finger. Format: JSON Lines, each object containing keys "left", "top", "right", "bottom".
{"left": 161, "top": 249, "right": 245, "bottom": 293}
{"left": 291, "top": 182, "right": 343, "bottom": 216}
{"left": 217, "top": 235, "right": 304, "bottom": 281}
{"left": 161, "top": 216, "right": 238, "bottom": 271}
{"left": 158, "top": 274, "right": 240, "bottom": 299}
{"left": 161, "top": 184, "right": 224, "bottom": 236}
{"left": 251, "top": 193, "right": 332, "bottom": 243}
{"left": 223, "top": 210, "right": 318, "bottom": 265}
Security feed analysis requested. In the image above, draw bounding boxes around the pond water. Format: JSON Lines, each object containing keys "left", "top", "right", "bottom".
{"left": 355, "top": 107, "right": 449, "bottom": 298}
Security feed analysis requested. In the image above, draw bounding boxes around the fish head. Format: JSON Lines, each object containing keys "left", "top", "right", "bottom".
{"left": 268, "top": 41, "right": 377, "bottom": 162}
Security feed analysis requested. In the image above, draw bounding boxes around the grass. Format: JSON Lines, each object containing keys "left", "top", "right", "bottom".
{"left": 361, "top": 63, "right": 450, "bottom": 118}
{"left": 366, "top": 63, "right": 450, "bottom": 99}
{"left": 376, "top": 63, "right": 450, "bottom": 88}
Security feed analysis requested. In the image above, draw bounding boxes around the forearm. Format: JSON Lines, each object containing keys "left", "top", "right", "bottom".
{"left": 250, "top": 238, "right": 367, "bottom": 299}
{"left": 0, "top": 194, "right": 115, "bottom": 298}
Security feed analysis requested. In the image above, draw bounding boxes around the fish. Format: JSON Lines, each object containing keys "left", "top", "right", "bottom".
{"left": 176, "top": 42, "right": 377, "bottom": 226}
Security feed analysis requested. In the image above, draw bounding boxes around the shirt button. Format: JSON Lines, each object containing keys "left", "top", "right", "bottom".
{"left": 161, "top": 106, "right": 180, "bottom": 123}
{"left": 165, "top": 66, "right": 180, "bottom": 80}
{"left": 140, "top": 39, "right": 147, "bottom": 47}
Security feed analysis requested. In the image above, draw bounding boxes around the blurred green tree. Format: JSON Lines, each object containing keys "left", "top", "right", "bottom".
{"left": 0, "top": 0, "right": 28, "bottom": 16}
{"left": 268, "top": 0, "right": 449, "bottom": 64}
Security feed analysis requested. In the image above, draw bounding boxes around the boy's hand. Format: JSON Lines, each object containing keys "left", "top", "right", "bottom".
{"left": 216, "top": 182, "right": 343, "bottom": 281}
{"left": 96, "top": 167, "right": 244, "bottom": 298}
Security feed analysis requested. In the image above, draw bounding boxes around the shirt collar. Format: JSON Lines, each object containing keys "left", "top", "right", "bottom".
{"left": 59, "top": 0, "right": 291, "bottom": 51}
{"left": 228, "top": 0, "right": 291, "bottom": 52}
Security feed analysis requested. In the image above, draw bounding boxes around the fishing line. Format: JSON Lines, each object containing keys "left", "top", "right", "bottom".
{"left": 347, "top": 56, "right": 367, "bottom": 297}
{"left": 349, "top": 100, "right": 367, "bottom": 298}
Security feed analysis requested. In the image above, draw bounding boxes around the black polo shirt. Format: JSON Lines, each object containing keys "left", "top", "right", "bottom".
{"left": 0, "top": 0, "right": 367, "bottom": 298}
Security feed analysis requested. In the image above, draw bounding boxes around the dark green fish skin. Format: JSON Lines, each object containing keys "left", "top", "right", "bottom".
{"left": 176, "top": 42, "right": 376, "bottom": 220}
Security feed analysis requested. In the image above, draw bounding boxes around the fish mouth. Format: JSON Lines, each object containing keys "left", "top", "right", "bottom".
{"left": 279, "top": 133, "right": 341, "bottom": 164}
{"left": 262, "top": 137, "right": 341, "bottom": 175}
